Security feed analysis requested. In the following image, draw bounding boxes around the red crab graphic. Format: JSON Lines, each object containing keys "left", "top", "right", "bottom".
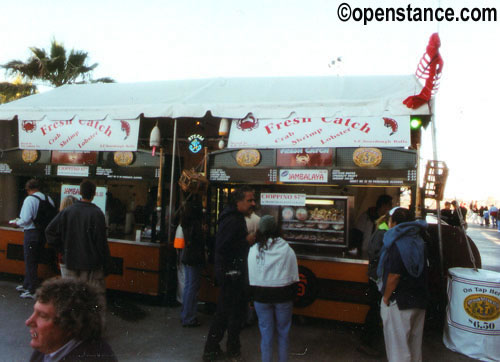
{"left": 22, "top": 120, "right": 37, "bottom": 133}
{"left": 236, "top": 115, "right": 259, "bottom": 131}
{"left": 120, "top": 121, "right": 130, "bottom": 140}
{"left": 383, "top": 117, "right": 398, "bottom": 136}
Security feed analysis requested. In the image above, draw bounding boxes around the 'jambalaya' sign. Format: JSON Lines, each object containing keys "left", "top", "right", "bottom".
{"left": 18, "top": 117, "right": 140, "bottom": 151}
{"left": 227, "top": 115, "right": 410, "bottom": 148}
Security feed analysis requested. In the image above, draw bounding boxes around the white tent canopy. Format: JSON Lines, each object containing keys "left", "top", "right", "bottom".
{"left": 0, "top": 75, "right": 429, "bottom": 122}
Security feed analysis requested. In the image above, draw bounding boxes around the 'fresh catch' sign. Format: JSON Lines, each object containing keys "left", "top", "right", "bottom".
{"left": 18, "top": 117, "right": 139, "bottom": 151}
{"left": 227, "top": 115, "right": 410, "bottom": 148}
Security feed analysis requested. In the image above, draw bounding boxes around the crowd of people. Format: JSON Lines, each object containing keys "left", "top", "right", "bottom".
{"left": 12, "top": 181, "right": 436, "bottom": 361}
{"left": 12, "top": 179, "right": 116, "bottom": 360}
{"left": 468, "top": 201, "right": 499, "bottom": 230}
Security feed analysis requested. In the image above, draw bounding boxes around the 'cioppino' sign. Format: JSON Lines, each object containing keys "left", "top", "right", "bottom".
{"left": 18, "top": 117, "right": 140, "bottom": 151}
{"left": 227, "top": 115, "right": 410, "bottom": 148}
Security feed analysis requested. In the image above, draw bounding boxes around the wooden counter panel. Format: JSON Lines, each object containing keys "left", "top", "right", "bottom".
{"left": 0, "top": 229, "right": 165, "bottom": 296}
{"left": 106, "top": 241, "right": 165, "bottom": 295}
{"left": 293, "top": 299, "right": 369, "bottom": 323}
{"left": 298, "top": 258, "right": 369, "bottom": 283}
{"left": 0, "top": 228, "right": 57, "bottom": 279}
{"left": 108, "top": 241, "right": 164, "bottom": 272}
{"left": 106, "top": 270, "right": 162, "bottom": 295}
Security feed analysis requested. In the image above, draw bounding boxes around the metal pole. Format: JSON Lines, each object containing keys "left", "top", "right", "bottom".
{"left": 429, "top": 101, "right": 446, "bottom": 284}
{"left": 167, "top": 119, "right": 178, "bottom": 243}
{"left": 415, "top": 143, "right": 422, "bottom": 218}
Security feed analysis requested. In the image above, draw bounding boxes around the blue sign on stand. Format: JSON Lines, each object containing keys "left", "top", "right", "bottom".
{"left": 188, "top": 134, "right": 204, "bottom": 153}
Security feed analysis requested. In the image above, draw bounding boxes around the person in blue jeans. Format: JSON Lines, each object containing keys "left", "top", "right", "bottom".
{"left": 248, "top": 215, "right": 299, "bottom": 362}
{"left": 179, "top": 199, "right": 206, "bottom": 327}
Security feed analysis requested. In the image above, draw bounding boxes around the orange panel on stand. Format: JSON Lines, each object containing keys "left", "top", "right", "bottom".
{"left": 293, "top": 299, "right": 369, "bottom": 324}
{"left": 0, "top": 228, "right": 166, "bottom": 297}
{"left": 106, "top": 241, "right": 166, "bottom": 296}
{"left": 0, "top": 228, "right": 56, "bottom": 279}
{"left": 298, "top": 258, "right": 369, "bottom": 283}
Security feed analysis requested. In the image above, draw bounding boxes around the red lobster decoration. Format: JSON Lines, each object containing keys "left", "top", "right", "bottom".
{"left": 403, "top": 33, "right": 443, "bottom": 109}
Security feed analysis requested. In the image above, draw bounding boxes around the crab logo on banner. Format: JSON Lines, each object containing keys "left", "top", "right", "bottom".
{"left": 22, "top": 120, "right": 37, "bottom": 133}
{"left": 236, "top": 114, "right": 259, "bottom": 132}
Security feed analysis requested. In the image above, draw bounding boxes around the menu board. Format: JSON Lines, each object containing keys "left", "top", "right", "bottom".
{"left": 209, "top": 168, "right": 278, "bottom": 183}
{"left": 331, "top": 169, "right": 417, "bottom": 186}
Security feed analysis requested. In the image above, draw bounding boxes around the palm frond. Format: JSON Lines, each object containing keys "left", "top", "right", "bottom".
{"left": 3, "top": 39, "right": 112, "bottom": 87}
{"left": 91, "top": 77, "right": 115, "bottom": 83}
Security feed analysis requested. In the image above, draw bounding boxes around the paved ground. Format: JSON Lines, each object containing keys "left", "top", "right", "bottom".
{"left": 1, "top": 223, "right": 498, "bottom": 361}
{"left": 465, "top": 223, "right": 500, "bottom": 272}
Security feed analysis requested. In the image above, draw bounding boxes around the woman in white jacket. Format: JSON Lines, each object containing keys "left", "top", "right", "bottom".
{"left": 248, "top": 215, "right": 299, "bottom": 362}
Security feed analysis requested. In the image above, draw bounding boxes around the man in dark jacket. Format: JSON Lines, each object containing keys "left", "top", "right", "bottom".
{"left": 378, "top": 207, "right": 428, "bottom": 362}
{"left": 203, "top": 186, "right": 256, "bottom": 361}
{"left": 45, "top": 180, "right": 111, "bottom": 320}
{"left": 27, "top": 278, "right": 116, "bottom": 361}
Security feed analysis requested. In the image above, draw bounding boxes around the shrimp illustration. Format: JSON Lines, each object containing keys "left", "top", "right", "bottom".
{"left": 383, "top": 117, "right": 398, "bottom": 136}
{"left": 120, "top": 121, "right": 130, "bottom": 140}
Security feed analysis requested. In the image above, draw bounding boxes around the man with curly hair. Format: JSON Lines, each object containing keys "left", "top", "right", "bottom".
{"left": 26, "top": 278, "right": 117, "bottom": 361}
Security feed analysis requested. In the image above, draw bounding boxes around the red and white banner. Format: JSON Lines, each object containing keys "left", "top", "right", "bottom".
{"left": 227, "top": 115, "right": 409, "bottom": 148}
{"left": 18, "top": 117, "right": 139, "bottom": 151}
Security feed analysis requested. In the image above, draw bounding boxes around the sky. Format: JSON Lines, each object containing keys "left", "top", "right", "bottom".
{"left": 1, "top": 0, "right": 499, "bottom": 202}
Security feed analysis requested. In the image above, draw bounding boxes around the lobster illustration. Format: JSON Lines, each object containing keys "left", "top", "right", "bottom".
{"left": 403, "top": 33, "right": 443, "bottom": 109}
{"left": 383, "top": 117, "right": 398, "bottom": 136}
{"left": 236, "top": 115, "right": 259, "bottom": 131}
{"left": 120, "top": 120, "right": 130, "bottom": 140}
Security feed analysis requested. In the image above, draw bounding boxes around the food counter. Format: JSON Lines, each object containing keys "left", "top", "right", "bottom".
{"left": 201, "top": 147, "right": 415, "bottom": 323}
{"left": 0, "top": 225, "right": 167, "bottom": 296}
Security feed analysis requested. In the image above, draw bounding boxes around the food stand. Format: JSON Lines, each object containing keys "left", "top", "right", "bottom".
{"left": 0, "top": 119, "right": 173, "bottom": 296}
{"left": 0, "top": 81, "right": 221, "bottom": 297}
{"left": 199, "top": 76, "right": 481, "bottom": 323}
{"left": 205, "top": 146, "right": 418, "bottom": 322}
{"left": 0, "top": 76, "right": 481, "bottom": 318}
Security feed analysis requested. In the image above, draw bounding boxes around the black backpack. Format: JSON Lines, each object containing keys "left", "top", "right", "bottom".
{"left": 30, "top": 194, "right": 58, "bottom": 234}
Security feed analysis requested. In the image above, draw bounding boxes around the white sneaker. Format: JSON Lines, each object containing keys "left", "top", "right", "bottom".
{"left": 20, "top": 291, "right": 35, "bottom": 299}
{"left": 16, "top": 285, "right": 27, "bottom": 292}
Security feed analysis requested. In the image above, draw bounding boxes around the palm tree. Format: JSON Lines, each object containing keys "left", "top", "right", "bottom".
{"left": 0, "top": 76, "right": 36, "bottom": 104}
{"left": 2, "top": 39, "right": 114, "bottom": 87}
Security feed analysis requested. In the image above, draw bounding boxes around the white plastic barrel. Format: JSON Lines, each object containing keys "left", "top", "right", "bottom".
{"left": 443, "top": 267, "right": 500, "bottom": 361}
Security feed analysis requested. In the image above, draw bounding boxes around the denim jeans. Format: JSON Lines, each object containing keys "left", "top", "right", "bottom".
{"left": 181, "top": 264, "right": 201, "bottom": 325}
{"left": 254, "top": 301, "right": 293, "bottom": 362}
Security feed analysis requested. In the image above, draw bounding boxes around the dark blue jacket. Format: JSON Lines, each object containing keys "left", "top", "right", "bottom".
{"left": 214, "top": 205, "right": 249, "bottom": 285}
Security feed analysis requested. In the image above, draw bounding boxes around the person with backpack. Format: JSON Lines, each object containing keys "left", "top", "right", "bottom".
{"left": 10, "top": 179, "right": 55, "bottom": 299}
{"left": 45, "top": 179, "right": 111, "bottom": 326}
